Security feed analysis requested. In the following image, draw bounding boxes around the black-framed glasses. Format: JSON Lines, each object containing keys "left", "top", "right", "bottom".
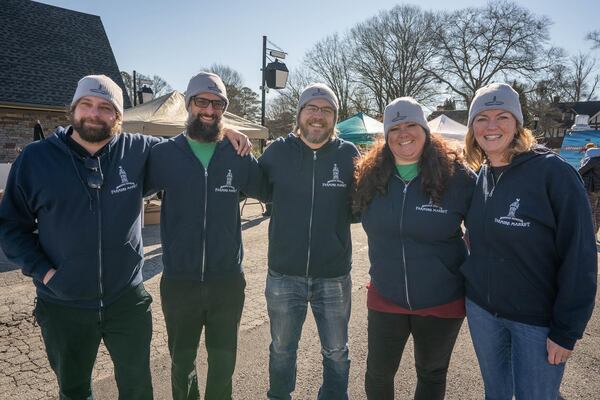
{"left": 302, "top": 104, "right": 335, "bottom": 116}
{"left": 191, "top": 96, "right": 226, "bottom": 111}
{"left": 84, "top": 157, "right": 104, "bottom": 189}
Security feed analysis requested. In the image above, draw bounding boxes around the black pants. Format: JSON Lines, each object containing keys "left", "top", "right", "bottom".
{"left": 34, "top": 284, "right": 153, "bottom": 400}
{"left": 365, "top": 309, "right": 464, "bottom": 400}
{"left": 160, "top": 274, "right": 246, "bottom": 400}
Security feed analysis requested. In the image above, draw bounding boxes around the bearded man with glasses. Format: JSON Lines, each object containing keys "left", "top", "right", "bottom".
{"left": 145, "top": 72, "right": 265, "bottom": 400}
{"left": 0, "top": 74, "right": 251, "bottom": 400}
{"left": 258, "top": 83, "right": 360, "bottom": 400}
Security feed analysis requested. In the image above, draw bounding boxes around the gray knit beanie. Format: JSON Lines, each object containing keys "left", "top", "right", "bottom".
{"left": 71, "top": 75, "right": 123, "bottom": 116}
{"left": 383, "top": 97, "right": 430, "bottom": 138}
{"left": 185, "top": 72, "right": 228, "bottom": 110}
{"left": 297, "top": 83, "right": 339, "bottom": 124}
{"left": 468, "top": 83, "right": 523, "bottom": 127}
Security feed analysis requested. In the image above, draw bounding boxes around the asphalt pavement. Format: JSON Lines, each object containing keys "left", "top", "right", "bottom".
{"left": 1, "top": 203, "right": 599, "bottom": 399}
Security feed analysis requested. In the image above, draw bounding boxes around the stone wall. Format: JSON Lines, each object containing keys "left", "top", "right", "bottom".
{"left": 0, "top": 107, "right": 68, "bottom": 163}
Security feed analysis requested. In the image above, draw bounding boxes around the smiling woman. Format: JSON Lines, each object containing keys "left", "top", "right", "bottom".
{"left": 461, "top": 82, "right": 597, "bottom": 399}
{"left": 353, "top": 96, "right": 476, "bottom": 400}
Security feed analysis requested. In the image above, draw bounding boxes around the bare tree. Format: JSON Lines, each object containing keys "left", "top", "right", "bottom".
{"left": 303, "top": 33, "right": 356, "bottom": 120}
{"left": 569, "top": 53, "right": 599, "bottom": 101}
{"left": 121, "top": 71, "right": 173, "bottom": 105}
{"left": 205, "top": 64, "right": 244, "bottom": 89}
{"left": 266, "top": 94, "right": 295, "bottom": 137}
{"left": 426, "top": 1, "right": 556, "bottom": 106}
{"left": 265, "top": 69, "right": 313, "bottom": 135}
{"left": 539, "top": 54, "right": 600, "bottom": 102}
{"left": 587, "top": 30, "right": 600, "bottom": 50}
{"left": 349, "top": 4, "right": 439, "bottom": 114}
{"left": 203, "top": 64, "right": 261, "bottom": 121}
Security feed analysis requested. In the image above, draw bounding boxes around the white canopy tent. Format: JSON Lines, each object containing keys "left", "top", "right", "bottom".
{"left": 428, "top": 114, "right": 467, "bottom": 147}
{"left": 122, "top": 91, "right": 268, "bottom": 139}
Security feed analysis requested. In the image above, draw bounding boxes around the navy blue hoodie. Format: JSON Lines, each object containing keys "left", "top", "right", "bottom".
{"left": 145, "top": 134, "right": 264, "bottom": 282}
{"left": 0, "top": 127, "right": 160, "bottom": 308}
{"left": 461, "top": 147, "right": 597, "bottom": 349}
{"left": 259, "top": 134, "right": 360, "bottom": 278}
{"left": 362, "top": 163, "right": 475, "bottom": 309}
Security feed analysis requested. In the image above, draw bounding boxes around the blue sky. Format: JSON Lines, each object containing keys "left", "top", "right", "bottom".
{"left": 36, "top": 0, "right": 599, "bottom": 102}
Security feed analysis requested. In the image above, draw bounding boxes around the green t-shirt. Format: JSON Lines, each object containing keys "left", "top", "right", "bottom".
{"left": 186, "top": 137, "right": 217, "bottom": 169}
{"left": 396, "top": 163, "right": 419, "bottom": 181}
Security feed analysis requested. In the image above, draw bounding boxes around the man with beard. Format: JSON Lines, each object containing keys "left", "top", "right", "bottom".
{"left": 258, "top": 83, "right": 360, "bottom": 400}
{"left": 145, "top": 71, "right": 264, "bottom": 400}
{"left": 0, "top": 75, "right": 157, "bottom": 399}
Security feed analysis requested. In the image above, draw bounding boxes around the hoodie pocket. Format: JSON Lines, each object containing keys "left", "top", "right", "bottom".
{"left": 102, "top": 242, "right": 143, "bottom": 297}
{"left": 46, "top": 252, "right": 99, "bottom": 301}
{"left": 405, "top": 255, "right": 464, "bottom": 307}
{"left": 489, "top": 258, "right": 551, "bottom": 317}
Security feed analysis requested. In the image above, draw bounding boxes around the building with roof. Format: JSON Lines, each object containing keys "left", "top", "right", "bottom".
{"left": 0, "top": 0, "right": 129, "bottom": 162}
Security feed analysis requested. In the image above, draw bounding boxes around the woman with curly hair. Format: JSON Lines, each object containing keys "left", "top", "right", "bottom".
{"left": 461, "top": 83, "right": 597, "bottom": 399}
{"left": 354, "top": 97, "right": 475, "bottom": 400}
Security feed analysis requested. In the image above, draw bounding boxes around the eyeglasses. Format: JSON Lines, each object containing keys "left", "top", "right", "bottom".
{"left": 84, "top": 157, "right": 104, "bottom": 189}
{"left": 302, "top": 104, "right": 335, "bottom": 116}
{"left": 191, "top": 96, "right": 226, "bottom": 111}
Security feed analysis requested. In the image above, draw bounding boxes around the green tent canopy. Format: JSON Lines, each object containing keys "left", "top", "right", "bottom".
{"left": 336, "top": 112, "right": 383, "bottom": 145}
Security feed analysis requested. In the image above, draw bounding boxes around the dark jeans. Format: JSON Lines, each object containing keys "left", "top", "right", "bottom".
{"left": 34, "top": 283, "right": 153, "bottom": 400}
{"left": 161, "top": 274, "right": 246, "bottom": 400}
{"left": 365, "top": 309, "right": 464, "bottom": 400}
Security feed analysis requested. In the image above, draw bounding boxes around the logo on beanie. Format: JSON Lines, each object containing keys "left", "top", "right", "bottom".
{"left": 215, "top": 169, "right": 236, "bottom": 193}
{"left": 208, "top": 84, "right": 223, "bottom": 94}
{"left": 484, "top": 96, "right": 504, "bottom": 106}
{"left": 322, "top": 163, "right": 347, "bottom": 188}
{"left": 90, "top": 84, "right": 110, "bottom": 96}
{"left": 494, "top": 198, "right": 530, "bottom": 228}
{"left": 312, "top": 88, "right": 324, "bottom": 96}
{"left": 392, "top": 112, "right": 407, "bottom": 123}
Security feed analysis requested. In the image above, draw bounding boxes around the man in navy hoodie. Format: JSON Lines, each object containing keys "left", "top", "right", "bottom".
{"left": 260, "top": 84, "right": 360, "bottom": 400}
{"left": 0, "top": 75, "right": 158, "bottom": 399}
{"left": 145, "top": 72, "right": 264, "bottom": 400}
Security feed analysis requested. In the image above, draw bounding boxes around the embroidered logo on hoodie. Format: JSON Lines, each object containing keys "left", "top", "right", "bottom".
{"left": 416, "top": 198, "right": 448, "bottom": 214}
{"left": 215, "top": 169, "right": 236, "bottom": 193}
{"left": 494, "top": 198, "right": 530, "bottom": 227}
{"left": 111, "top": 166, "right": 137, "bottom": 194}
{"left": 322, "top": 163, "right": 347, "bottom": 188}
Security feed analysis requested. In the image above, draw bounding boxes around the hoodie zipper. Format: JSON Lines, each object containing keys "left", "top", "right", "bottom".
{"left": 201, "top": 168, "right": 208, "bottom": 282}
{"left": 305, "top": 150, "right": 317, "bottom": 276}
{"left": 396, "top": 175, "right": 414, "bottom": 310}
{"left": 481, "top": 165, "right": 504, "bottom": 306}
{"left": 95, "top": 172, "right": 104, "bottom": 322}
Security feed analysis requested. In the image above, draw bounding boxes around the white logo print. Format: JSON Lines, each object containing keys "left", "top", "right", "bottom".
{"left": 110, "top": 166, "right": 138, "bottom": 194}
{"left": 322, "top": 163, "right": 347, "bottom": 188}
{"left": 494, "top": 198, "right": 530, "bottom": 227}
{"left": 416, "top": 198, "right": 448, "bottom": 214}
{"left": 215, "top": 169, "right": 237, "bottom": 193}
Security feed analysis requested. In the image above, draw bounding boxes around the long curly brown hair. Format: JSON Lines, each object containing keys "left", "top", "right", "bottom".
{"left": 353, "top": 134, "right": 462, "bottom": 214}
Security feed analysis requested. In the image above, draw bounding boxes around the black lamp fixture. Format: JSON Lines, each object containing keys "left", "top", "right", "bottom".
{"left": 137, "top": 86, "right": 154, "bottom": 105}
{"left": 261, "top": 35, "right": 289, "bottom": 127}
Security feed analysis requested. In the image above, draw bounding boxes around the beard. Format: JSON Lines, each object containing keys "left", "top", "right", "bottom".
{"left": 186, "top": 112, "right": 223, "bottom": 142}
{"left": 299, "top": 117, "right": 334, "bottom": 145}
{"left": 72, "top": 116, "right": 118, "bottom": 143}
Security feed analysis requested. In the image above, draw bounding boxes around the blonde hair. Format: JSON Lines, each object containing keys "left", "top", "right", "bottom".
{"left": 464, "top": 125, "right": 537, "bottom": 170}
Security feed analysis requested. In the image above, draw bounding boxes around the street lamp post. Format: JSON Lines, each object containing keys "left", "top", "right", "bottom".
{"left": 533, "top": 114, "right": 540, "bottom": 133}
{"left": 260, "top": 35, "right": 289, "bottom": 129}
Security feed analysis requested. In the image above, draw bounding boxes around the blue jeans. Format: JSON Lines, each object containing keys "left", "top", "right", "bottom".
{"left": 265, "top": 270, "right": 351, "bottom": 400}
{"left": 466, "top": 298, "right": 565, "bottom": 400}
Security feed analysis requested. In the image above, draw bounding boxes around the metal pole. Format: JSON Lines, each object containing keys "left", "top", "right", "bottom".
{"left": 133, "top": 70, "right": 137, "bottom": 107}
{"left": 261, "top": 35, "right": 267, "bottom": 127}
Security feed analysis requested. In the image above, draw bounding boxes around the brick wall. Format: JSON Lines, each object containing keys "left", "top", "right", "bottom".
{"left": 0, "top": 107, "right": 68, "bottom": 163}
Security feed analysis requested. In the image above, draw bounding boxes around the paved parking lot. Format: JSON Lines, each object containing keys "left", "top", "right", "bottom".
{"left": 1, "top": 203, "right": 599, "bottom": 399}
